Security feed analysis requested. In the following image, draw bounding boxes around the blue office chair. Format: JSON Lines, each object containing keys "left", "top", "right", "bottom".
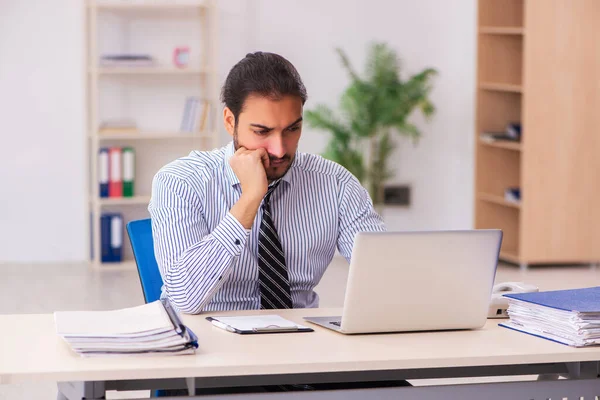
{"left": 126, "top": 218, "right": 164, "bottom": 304}
{"left": 127, "top": 219, "right": 179, "bottom": 397}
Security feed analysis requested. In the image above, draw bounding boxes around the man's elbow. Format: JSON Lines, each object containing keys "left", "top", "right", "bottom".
{"left": 164, "top": 275, "right": 206, "bottom": 314}
{"left": 167, "top": 291, "right": 204, "bottom": 314}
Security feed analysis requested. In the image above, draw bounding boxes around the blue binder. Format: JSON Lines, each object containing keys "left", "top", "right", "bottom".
{"left": 503, "top": 286, "right": 600, "bottom": 313}
{"left": 99, "top": 148, "right": 109, "bottom": 198}
{"left": 500, "top": 287, "right": 600, "bottom": 347}
{"left": 101, "top": 213, "right": 123, "bottom": 263}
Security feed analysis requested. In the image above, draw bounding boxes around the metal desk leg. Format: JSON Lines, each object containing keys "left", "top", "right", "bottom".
{"left": 519, "top": 262, "right": 528, "bottom": 271}
{"left": 57, "top": 381, "right": 106, "bottom": 400}
{"left": 566, "top": 361, "right": 599, "bottom": 379}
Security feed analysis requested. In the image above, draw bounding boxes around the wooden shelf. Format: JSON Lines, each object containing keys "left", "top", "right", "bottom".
{"left": 478, "top": 193, "right": 521, "bottom": 209}
{"left": 479, "top": 26, "right": 524, "bottom": 35}
{"left": 476, "top": 0, "right": 600, "bottom": 265}
{"left": 92, "top": 67, "right": 210, "bottom": 75}
{"left": 95, "top": 131, "right": 213, "bottom": 140}
{"left": 479, "top": 139, "right": 522, "bottom": 152}
{"left": 479, "top": 0, "right": 523, "bottom": 28}
{"left": 499, "top": 250, "right": 520, "bottom": 264}
{"left": 90, "top": 2, "right": 207, "bottom": 10}
{"left": 479, "top": 82, "right": 522, "bottom": 93}
{"left": 93, "top": 196, "right": 152, "bottom": 206}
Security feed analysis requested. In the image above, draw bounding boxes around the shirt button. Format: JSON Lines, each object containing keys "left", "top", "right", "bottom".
{"left": 235, "top": 239, "right": 241, "bottom": 245}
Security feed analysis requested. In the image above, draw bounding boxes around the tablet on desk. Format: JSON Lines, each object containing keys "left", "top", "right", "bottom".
{"left": 206, "top": 315, "right": 314, "bottom": 334}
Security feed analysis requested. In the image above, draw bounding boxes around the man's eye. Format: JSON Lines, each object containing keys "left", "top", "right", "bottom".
{"left": 288, "top": 126, "right": 300, "bottom": 132}
{"left": 254, "top": 130, "right": 269, "bottom": 135}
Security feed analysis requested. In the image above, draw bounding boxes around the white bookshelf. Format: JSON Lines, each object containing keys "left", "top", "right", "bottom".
{"left": 92, "top": 2, "right": 209, "bottom": 11}
{"left": 92, "top": 195, "right": 152, "bottom": 206}
{"left": 94, "top": 67, "right": 211, "bottom": 75}
{"left": 86, "top": 0, "right": 219, "bottom": 268}
{"left": 95, "top": 131, "right": 215, "bottom": 140}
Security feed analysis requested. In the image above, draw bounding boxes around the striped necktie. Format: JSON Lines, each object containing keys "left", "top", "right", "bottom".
{"left": 258, "top": 181, "right": 293, "bottom": 309}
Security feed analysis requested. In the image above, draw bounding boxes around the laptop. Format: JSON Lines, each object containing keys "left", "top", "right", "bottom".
{"left": 304, "top": 229, "right": 502, "bottom": 334}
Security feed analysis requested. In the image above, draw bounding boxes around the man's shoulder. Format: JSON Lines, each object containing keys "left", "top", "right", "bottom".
{"left": 156, "top": 146, "right": 226, "bottom": 183}
{"left": 294, "top": 152, "right": 355, "bottom": 183}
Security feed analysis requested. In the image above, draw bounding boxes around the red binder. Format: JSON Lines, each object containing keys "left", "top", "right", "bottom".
{"left": 109, "top": 147, "right": 122, "bottom": 197}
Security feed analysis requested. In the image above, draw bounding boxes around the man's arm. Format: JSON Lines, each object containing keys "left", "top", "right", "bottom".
{"left": 149, "top": 147, "right": 269, "bottom": 314}
{"left": 149, "top": 172, "right": 250, "bottom": 314}
{"left": 337, "top": 174, "right": 386, "bottom": 262}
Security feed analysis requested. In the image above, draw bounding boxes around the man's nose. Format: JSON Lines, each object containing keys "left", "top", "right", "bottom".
{"left": 267, "top": 135, "right": 286, "bottom": 158}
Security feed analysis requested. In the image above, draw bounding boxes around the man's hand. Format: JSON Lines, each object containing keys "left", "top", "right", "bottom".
{"left": 229, "top": 147, "right": 269, "bottom": 229}
{"left": 229, "top": 147, "right": 269, "bottom": 199}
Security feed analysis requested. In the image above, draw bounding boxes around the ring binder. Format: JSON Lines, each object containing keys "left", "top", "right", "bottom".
{"left": 161, "top": 298, "right": 184, "bottom": 336}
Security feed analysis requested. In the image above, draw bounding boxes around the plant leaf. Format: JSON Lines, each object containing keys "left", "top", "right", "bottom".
{"left": 303, "top": 42, "right": 437, "bottom": 190}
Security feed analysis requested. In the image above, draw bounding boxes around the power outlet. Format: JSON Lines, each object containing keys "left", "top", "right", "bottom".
{"left": 383, "top": 185, "right": 411, "bottom": 206}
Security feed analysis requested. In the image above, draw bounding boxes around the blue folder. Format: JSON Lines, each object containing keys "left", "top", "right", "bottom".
{"left": 503, "top": 286, "right": 600, "bottom": 313}
{"left": 101, "top": 213, "right": 123, "bottom": 263}
{"left": 500, "top": 287, "right": 600, "bottom": 347}
{"left": 99, "top": 147, "right": 109, "bottom": 198}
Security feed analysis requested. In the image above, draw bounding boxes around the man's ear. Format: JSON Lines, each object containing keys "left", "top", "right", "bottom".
{"left": 223, "top": 107, "right": 235, "bottom": 137}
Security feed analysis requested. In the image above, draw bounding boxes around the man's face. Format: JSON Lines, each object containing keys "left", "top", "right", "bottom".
{"left": 225, "top": 94, "right": 303, "bottom": 182}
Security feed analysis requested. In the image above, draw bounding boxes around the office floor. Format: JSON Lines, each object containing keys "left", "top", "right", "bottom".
{"left": 1, "top": 258, "right": 599, "bottom": 399}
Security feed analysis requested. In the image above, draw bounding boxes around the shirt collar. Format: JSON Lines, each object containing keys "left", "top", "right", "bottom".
{"left": 223, "top": 142, "right": 240, "bottom": 187}
{"left": 223, "top": 141, "right": 299, "bottom": 188}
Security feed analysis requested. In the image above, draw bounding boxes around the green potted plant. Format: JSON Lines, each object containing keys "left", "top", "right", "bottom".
{"left": 305, "top": 42, "right": 437, "bottom": 209}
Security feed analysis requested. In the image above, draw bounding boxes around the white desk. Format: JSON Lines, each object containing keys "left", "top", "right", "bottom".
{"left": 1, "top": 308, "right": 600, "bottom": 399}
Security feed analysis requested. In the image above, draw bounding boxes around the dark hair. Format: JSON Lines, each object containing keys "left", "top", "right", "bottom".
{"left": 220, "top": 52, "right": 307, "bottom": 126}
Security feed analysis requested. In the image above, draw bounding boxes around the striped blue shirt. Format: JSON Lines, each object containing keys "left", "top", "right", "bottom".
{"left": 148, "top": 141, "right": 385, "bottom": 314}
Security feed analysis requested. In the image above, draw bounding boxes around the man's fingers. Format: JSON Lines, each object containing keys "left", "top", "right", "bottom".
{"left": 233, "top": 147, "right": 269, "bottom": 168}
{"left": 255, "top": 148, "right": 270, "bottom": 169}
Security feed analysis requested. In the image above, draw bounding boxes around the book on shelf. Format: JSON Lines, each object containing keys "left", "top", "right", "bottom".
{"left": 480, "top": 122, "right": 522, "bottom": 143}
{"left": 504, "top": 187, "right": 521, "bottom": 204}
{"left": 100, "top": 54, "right": 155, "bottom": 68}
{"left": 180, "top": 96, "right": 211, "bottom": 133}
{"left": 99, "top": 119, "right": 139, "bottom": 135}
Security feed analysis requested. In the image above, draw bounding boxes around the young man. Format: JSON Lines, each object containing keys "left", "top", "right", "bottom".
{"left": 148, "top": 51, "right": 385, "bottom": 314}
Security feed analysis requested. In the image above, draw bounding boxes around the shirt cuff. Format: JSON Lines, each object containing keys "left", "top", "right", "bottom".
{"left": 211, "top": 212, "right": 251, "bottom": 257}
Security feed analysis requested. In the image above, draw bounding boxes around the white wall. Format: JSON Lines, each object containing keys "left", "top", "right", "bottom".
{"left": 252, "top": 0, "right": 477, "bottom": 231}
{"left": 0, "top": 0, "right": 475, "bottom": 263}
{"left": 0, "top": 0, "right": 87, "bottom": 263}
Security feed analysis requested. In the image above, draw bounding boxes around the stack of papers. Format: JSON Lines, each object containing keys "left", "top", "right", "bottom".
{"left": 54, "top": 300, "right": 198, "bottom": 356}
{"left": 500, "top": 287, "right": 600, "bottom": 347}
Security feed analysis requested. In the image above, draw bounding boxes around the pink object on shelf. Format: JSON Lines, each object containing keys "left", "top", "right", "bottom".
{"left": 173, "top": 47, "right": 190, "bottom": 68}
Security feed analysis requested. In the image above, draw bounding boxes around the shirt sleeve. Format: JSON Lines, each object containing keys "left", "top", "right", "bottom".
{"left": 148, "top": 172, "right": 250, "bottom": 314}
{"left": 336, "top": 173, "right": 386, "bottom": 262}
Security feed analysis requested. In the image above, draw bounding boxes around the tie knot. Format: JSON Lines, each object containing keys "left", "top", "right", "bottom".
{"left": 263, "top": 179, "right": 282, "bottom": 206}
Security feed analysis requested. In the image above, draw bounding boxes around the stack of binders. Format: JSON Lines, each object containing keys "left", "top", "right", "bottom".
{"left": 500, "top": 287, "right": 600, "bottom": 347}
{"left": 54, "top": 299, "right": 198, "bottom": 357}
{"left": 98, "top": 147, "right": 135, "bottom": 198}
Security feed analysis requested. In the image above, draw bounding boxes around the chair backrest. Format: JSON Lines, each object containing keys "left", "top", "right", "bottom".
{"left": 126, "top": 218, "right": 164, "bottom": 303}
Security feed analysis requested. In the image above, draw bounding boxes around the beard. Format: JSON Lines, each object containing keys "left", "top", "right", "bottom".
{"left": 233, "top": 131, "right": 294, "bottom": 182}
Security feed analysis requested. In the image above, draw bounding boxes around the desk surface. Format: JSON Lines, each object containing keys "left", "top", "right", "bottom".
{"left": 2, "top": 307, "right": 600, "bottom": 384}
